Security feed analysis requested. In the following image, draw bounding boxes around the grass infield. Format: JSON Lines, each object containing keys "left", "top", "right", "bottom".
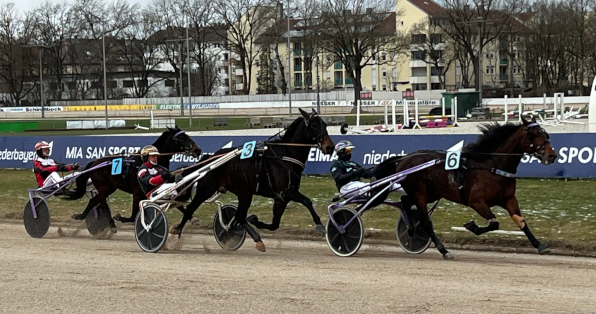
{"left": 3, "top": 169, "right": 596, "bottom": 252}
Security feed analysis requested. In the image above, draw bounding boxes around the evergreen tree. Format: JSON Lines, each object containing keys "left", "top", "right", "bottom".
{"left": 256, "top": 47, "right": 276, "bottom": 94}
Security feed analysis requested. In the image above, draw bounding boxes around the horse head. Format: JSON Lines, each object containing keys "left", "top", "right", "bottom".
{"left": 299, "top": 108, "right": 335, "bottom": 154}
{"left": 165, "top": 126, "right": 202, "bottom": 157}
{"left": 521, "top": 117, "right": 557, "bottom": 165}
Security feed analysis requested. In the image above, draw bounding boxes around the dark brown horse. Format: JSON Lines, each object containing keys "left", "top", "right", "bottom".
{"left": 69, "top": 126, "right": 201, "bottom": 232}
{"left": 174, "top": 108, "right": 334, "bottom": 252}
{"left": 373, "top": 117, "right": 558, "bottom": 259}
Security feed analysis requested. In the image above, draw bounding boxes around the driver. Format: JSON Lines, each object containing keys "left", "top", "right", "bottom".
{"left": 137, "top": 145, "right": 182, "bottom": 199}
{"left": 330, "top": 140, "right": 405, "bottom": 198}
{"left": 33, "top": 141, "right": 79, "bottom": 188}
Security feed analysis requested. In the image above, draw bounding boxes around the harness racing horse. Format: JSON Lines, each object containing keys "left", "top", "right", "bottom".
{"left": 372, "top": 117, "right": 557, "bottom": 260}
{"left": 69, "top": 126, "right": 201, "bottom": 232}
{"left": 174, "top": 108, "right": 334, "bottom": 252}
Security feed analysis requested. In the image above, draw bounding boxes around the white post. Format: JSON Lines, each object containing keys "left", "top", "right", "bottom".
{"left": 383, "top": 100, "right": 388, "bottom": 127}
{"left": 543, "top": 93, "right": 546, "bottom": 109}
{"left": 452, "top": 97, "right": 459, "bottom": 127}
{"left": 403, "top": 100, "right": 409, "bottom": 128}
{"left": 441, "top": 97, "right": 445, "bottom": 116}
{"left": 412, "top": 98, "right": 421, "bottom": 129}
{"left": 391, "top": 99, "right": 396, "bottom": 131}
{"left": 589, "top": 76, "right": 596, "bottom": 132}
{"left": 560, "top": 93, "right": 565, "bottom": 122}
{"left": 150, "top": 109, "right": 154, "bottom": 129}
{"left": 518, "top": 94, "right": 522, "bottom": 123}
{"left": 356, "top": 99, "right": 361, "bottom": 128}
{"left": 504, "top": 95, "right": 508, "bottom": 124}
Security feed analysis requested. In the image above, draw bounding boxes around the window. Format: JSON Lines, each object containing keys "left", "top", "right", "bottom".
{"left": 430, "top": 34, "right": 442, "bottom": 44}
{"left": 431, "top": 67, "right": 444, "bottom": 76}
{"left": 381, "top": 53, "right": 386, "bottom": 61}
{"left": 431, "top": 83, "right": 442, "bottom": 90}
{"left": 67, "top": 82, "right": 76, "bottom": 90}
{"left": 382, "top": 84, "right": 387, "bottom": 91}
{"left": 513, "top": 65, "right": 522, "bottom": 74}
{"left": 392, "top": 68, "right": 397, "bottom": 78}
{"left": 123, "top": 80, "right": 134, "bottom": 88}
{"left": 108, "top": 81, "right": 117, "bottom": 88}
{"left": 411, "top": 34, "right": 426, "bottom": 44}
{"left": 294, "top": 73, "right": 302, "bottom": 82}
{"left": 486, "top": 51, "right": 494, "bottom": 59}
{"left": 382, "top": 68, "right": 387, "bottom": 77}
{"left": 293, "top": 42, "right": 301, "bottom": 51}
{"left": 137, "top": 80, "right": 147, "bottom": 87}
{"left": 223, "top": 53, "right": 228, "bottom": 61}
{"left": 412, "top": 51, "right": 426, "bottom": 60}
{"left": 49, "top": 83, "right": 58, "bottom": 90}
{"left": 326, "top": 71, "right": 331, "bottom": 79}
{"left": 165, "top": 79, "right": 175, "bottom": 87}
{"left": 91, "top": 81, "right": 102, "bottom": 89}
{"left": 485, "top": 66, "right": 494, "bottom": 74}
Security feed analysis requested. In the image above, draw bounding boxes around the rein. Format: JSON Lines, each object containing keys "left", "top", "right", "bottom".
{"left": 265, "top": 142, "right": 317, "bottom": 148}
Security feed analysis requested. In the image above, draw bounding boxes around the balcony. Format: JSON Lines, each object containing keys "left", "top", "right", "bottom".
{"left": 500, "top": 59, "right": 509, "bottom": 65}
{"left": 293, "top": 49, "right": 301, "bottom": 56}
{"left": 409, "top": 76, "right": 427, "bottom": 84}
{"left": 409, "top": 43, "right": 427, "bottom": 51}
{"left": 294, "top": 80, "right": 302, "bottom": 87}
{"left": 334, "top": 79, "right": 343, "bottom": 86}
{"left": 294, "top": 64, "right": 302, "bottom": 71}
{"left": 234, "top": 68, "right": 243, "bottom": 76}
{"left": 345, "top": 78, "right": 353, "bottom": 85}
{"left": 432, "top": 42, "right": 446, "bottom": 50}
{"left": 499, "top": 74, "right": 508, "bottom": 81}
{"left": 409, "top": 60, "right": 427, "bottom": 68}
{"left": 235, "top": 83, "right": 244, "bottom": 90}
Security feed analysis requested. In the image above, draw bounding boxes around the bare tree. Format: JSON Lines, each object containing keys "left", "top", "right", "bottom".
{"left": 317, "top": 0, "right": 408, "bottom": 105}
{"left": 0, "top": 3, "right": 36, "bottom": 106}
{"left": 213, "top": 0, "right": 280, "bottom": 94}
{"left": 437, "top": 0, "right": 527, "bottom": 91}
{"left": 408, "top": 19, "right": 456, "bottom": 89}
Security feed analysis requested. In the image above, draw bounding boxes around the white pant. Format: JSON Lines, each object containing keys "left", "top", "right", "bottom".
{"left": 150, "top": 183, "right": 178, "bottom": 200}
{"left": 42, "top": 172, "right": 80, "bottom": 190}
{"left": 340, "top": 181, "right": 406, "bottom": 199}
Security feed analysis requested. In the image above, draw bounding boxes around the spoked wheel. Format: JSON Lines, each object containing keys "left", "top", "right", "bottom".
{"left": 85, "top": 204, "right": 110, "bottom": 235}
{"left": 23, "top": 197, "right": 51, "bottom": 238}
{"left": 213, "top": 204, "right": 246, "bottom": 251}
{"left": 134, "top": 203, "right": 168, "bottom": 253}
{"left": 325, "top": 207, "right": 364, "bottom": 257}
{"left": 396, "top": 215, "right": 431, "bottom": 254}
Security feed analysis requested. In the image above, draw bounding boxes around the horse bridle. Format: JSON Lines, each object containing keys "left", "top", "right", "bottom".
{"left": 525, "top": 122, "right": 550, "bottom": 157}
{"left": 172, "top": 130, "right": 196, "bottom": 155}
{"left": 304, "top": 114, "right": 328, "bottom": 147}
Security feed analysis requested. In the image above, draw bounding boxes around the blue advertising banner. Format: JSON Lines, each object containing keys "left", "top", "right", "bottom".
{"left": 1, "top": 133, "right": 595, "bottom": 178}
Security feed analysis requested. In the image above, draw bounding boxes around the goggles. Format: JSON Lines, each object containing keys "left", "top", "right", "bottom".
{"left": 343, "top": 147, "right": 352, "bottom": 154}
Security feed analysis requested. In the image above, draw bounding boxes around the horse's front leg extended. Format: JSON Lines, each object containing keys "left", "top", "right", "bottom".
{"left": 247, "top": 199, "right": 287, "bottom": 231}
{"left": 284, "top": 189, "right": 325, "bottom": 234}
{"left": 413, "top": 197, "right": 453, "bottom": 260}
{"left": 503, "top": 197, "right": 551, "bottom": 254}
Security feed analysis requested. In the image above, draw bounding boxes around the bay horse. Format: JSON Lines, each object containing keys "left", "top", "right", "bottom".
{"left": 173, "top": 108, "right": 334, "bottom": 252}
{"left": 69, "top": 126, "right": 201, "bottom": 232}
{"left": 372, "top": 117, "right": 557, "bottom": 259}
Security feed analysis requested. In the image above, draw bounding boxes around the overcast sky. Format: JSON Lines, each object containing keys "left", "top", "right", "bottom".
{"left": 2, "top": 0, "right": 150, "bottom": 14}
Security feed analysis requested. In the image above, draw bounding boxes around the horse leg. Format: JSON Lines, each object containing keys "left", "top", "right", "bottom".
{"left": 71, "top": 195, "right": 103, "bottom": 220}
{"left": 247, "top": 199, "right": 288, "bottom": 231}
{"left": 236, "top": 194, "right": 265, "bottom": 252}
{"left": 114, "top": 192, "right": 144, "bottom": 223}
{"left": 504, "top": 197, "right": 550, "bottom": 254}
{"left": 175, "top": 205, "right": 199, "bottom": 225}
{"left": 170, "top": 187, "right": 213, "bottom": 237}
{"left": 101, "top": 200, "right": 118, "bottom": 233}
{"left": 413, "top": 197, "right": 453, "bottom": 260}
{"left": 285, "top": 190, "right": 325, "bottom": 234}
{"left": 463, "top": 201, "right": 500, "bottom": 235}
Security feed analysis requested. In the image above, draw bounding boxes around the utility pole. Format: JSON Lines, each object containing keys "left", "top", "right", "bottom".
{"left": 103, "top": 32, "right": 108, "bottom": 130}
{"left": 186, "top": 26, "right": 192, "bottom": 126}
{"left": 287, "top": 0, "right": 292, "bottom": 116}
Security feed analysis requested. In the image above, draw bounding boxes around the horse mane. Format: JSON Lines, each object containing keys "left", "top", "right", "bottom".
{"left": 372, "top": 156, "right": 402, "bottom": 179}
{"left": 464, "top": 122, "right": 522, "bottom": 160}
{"left": 152, "top": 127, "right": 177, "bottom": 148}
{"left": 280, "top": 117, "right": 303, "bottom": 142}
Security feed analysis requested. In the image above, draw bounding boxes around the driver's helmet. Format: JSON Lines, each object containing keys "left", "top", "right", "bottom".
{"left": 334, "top": 140, "right": 355, "bottom": 154}
{"left": 35, "top": 141, "right": 51, "bottom": 158}
{"left": 140, "top": 145, "right": 160, "bottom": 163}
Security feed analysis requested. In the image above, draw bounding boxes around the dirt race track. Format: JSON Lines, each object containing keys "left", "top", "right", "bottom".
{"left": 1, "top": 223, "right": 596, "bottom": 314}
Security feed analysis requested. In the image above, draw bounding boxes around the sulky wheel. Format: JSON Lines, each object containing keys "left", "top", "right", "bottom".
{"left": 23, "top": 196, "right": 51, "bottom": 238}
{"left": 396, "top": 215, "right": 431, "bottom": 254}
{"left": 213, "top": 204, "right": 246, "bottom": 251}
{"left": 85, "top": 204, "right": 111, "bottom": 236}
{"left": 325, "top": 207, "right": 364, "bottom": 257}
{"left": 134, "top": 203, "right": 168, "bottom": 253}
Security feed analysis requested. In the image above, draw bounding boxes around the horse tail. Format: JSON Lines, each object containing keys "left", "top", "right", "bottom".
{"left": 69, "top": 162, "right": 94, "bottom": 200}
{"left": 372, "top": 156, "right": 402, "bottom": 179}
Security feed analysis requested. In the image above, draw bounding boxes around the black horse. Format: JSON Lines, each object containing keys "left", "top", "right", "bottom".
{"left": 69, "top": 126, "right": 201, "bottom": 232}
{"left": 173, "top": 108, "right": 335, "bottom": 252}
{"left": 373, "top": 117, "right": 558, "bottom": 259}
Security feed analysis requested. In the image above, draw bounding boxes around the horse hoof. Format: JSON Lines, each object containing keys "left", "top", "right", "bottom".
{"left": 113, "top": 213, "right": 121, "bottom": 221}
{"left": 246, "top": 214, "right": 258, "bottom": 224}
{"left": 443, "top": 252, "right": 454, "bottom": 260}
{"left": 315, "top": 224, "right": 326, "bottom": 234}
{"left": 190, "top": 217, "right": 200, "bottom": 225}
{"left": 255, "top": 241, "right": 266, "bottom": 252}
{"left": 538, "top": 243, "right": 551, "bottom": 255}
{"left": 170, "top": 226, "right": 181, "bottom": 235}
{"left": 110, "top": 227, "right": 118, "bottom": 234}
{"left": 71, "top": 213, "right": 84, "bottom": 220}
